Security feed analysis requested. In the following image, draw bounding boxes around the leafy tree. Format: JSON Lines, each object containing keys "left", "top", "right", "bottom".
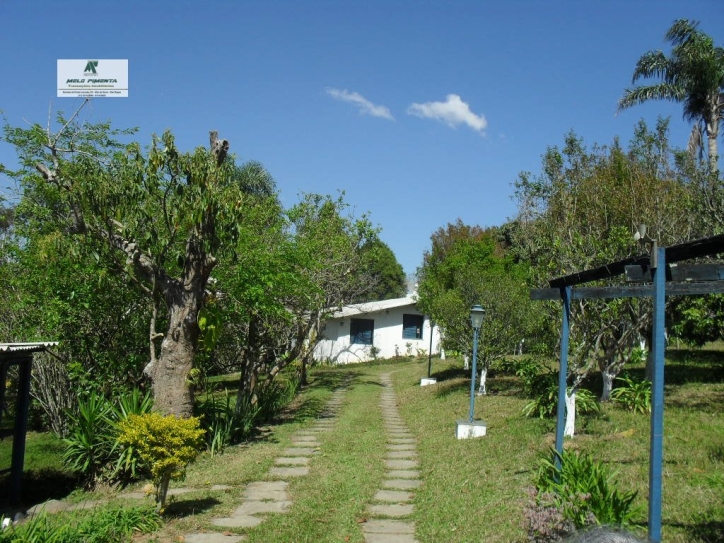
{"left": 669, "top": 294, "right": 724, "bottom": 346}
{"left": 417, "top": 220, "right": 542, "bottom": 393}
{"left": 618, "top": 19, "right": 724, "bottom": 173}
{"left": 511, "top": 123, "right": 693, "bottom": 433}
{"left": 4, "top": 103, "right": 251, "bottom": 417}
{"left": 352, "top": 238, "right": 406, "bottom": 302}
{"left": 277, "top": 193, "right": 377, "bottom": 384}
{"left": 0, "top": 199, "right": 151, "bottom": 434}
{"left": 206, "top": 191, "right": 376, "bottom": 403}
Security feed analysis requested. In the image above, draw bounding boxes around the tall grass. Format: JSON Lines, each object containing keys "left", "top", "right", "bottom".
{"left": 0, "top": 504, "right": 161, "bottom": 543}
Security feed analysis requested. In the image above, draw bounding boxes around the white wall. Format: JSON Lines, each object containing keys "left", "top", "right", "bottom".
{"left": 313, "top": 305, "right": 441, "bottom": 364}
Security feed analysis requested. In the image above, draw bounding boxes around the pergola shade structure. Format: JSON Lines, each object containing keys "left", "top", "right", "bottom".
{"left": 0, "top": 342, "right": 58, "bottom": 506}
{"left": 530, "top": 233, "right": 724, "bottom": 543}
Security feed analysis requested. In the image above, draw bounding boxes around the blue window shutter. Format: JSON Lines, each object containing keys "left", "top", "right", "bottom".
{"left": 402, "top": 314, "right": 424, "bottom": 339}
{"left": 350, "top": 319, "right": 374, "bottom": 345}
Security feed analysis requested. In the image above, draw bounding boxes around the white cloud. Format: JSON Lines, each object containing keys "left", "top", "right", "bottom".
{"left": 326, "top": 88, "right": 395, "bottom": 121}
{"left": 407, "top": 94, "right": 487, "bottom": 133}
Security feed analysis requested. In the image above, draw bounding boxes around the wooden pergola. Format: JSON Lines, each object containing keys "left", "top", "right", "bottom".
{"left": 531, "top": 233, "right": 724, "bottom": 543}
{"left": 0, "top": 342, "right": 57, "bottom": 506}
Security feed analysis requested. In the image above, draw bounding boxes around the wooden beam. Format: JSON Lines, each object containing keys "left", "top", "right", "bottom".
{"left": 549, "top": 256, "right": 650, "bottom": 288}
{"left": 532, "top": 281, "right": 724, "bottom": 301}
{"left": 665, "top": 233, "right": 724, "bottom": 263}
{"left": 626, "top": 263, "right": 724, "bottom": 283}
{"left": 548, "top": 234, "right": 724, "bottom": 288}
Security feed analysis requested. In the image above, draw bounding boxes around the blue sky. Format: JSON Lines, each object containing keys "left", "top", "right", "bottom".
{"left": 1, "top": 0, "right": 722, "bottom": 275}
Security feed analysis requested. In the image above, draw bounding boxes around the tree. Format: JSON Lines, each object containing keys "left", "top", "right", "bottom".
{"left": 618, "top": 19, "right": 724, "bottom": 173}
{"left": 511, "top": 123, "right": 694, "bottom": 434}
{"left": 669, "top": 294, "right": 724, "bottom": 346}
{"left": 352, "top": 238, "right": 406, "bottom": 302}
{"left": 4, "top": 103, "right": 250, "bottom": 417}
{"left": 417, "top": 221, "right": 543, "bottom": 394}
{"left": 417, "top": 220, "right": 496, "bottom": 356}
{"left": 282, "top": 193, "right": 377, "bottom": 384}
{"left": 205, "top": 191, "right": 377, "bottom": 402}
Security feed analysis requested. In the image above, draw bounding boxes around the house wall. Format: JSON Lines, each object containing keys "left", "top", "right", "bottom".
{"left": 313, "top": 305, "right": 441, "bottom": 364}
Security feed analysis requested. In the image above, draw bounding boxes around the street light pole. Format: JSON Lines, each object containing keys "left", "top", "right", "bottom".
{"left": 427, "top": 319, "right": 434, "bottom": 378}
{"left": 468, "top": 325, "right": 480, "bottom": 423}
{"left": 468, "top": 305, "right": 485, "bottom": 423}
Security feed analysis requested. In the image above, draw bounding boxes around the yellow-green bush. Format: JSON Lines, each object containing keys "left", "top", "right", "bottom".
{"left": 118, "top": 413, "right": 205, "bottom": 510}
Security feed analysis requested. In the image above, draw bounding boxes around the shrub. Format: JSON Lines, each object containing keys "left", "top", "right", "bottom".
{"left": 256, "top": 373, "right": 300, "bottom": 423}
{"left": 534, "top": 449, "right": 640, "bottom": 528}
{"left": 0, "top": 504, "right": 161, "bottom": 543}
{"left": 62, "top": 389, "right": 153, "bottom": 486}
{"left": 118, "top": 412, "right": 205, "bottom": 511}
{"left": 108, "top": 388, "right": 154, "bottom": 481}
{"left": 610, "top": 375, "right": 651, "bottom": 414}
{"left": 197, "top": 389, "right": 260, "bottom": 455}
{"left": 515, "top": 358, "right": 551, "bottom": 397}
{"left": 523, "top": 488, "right": 577, "bottom": 543}
{"left": 62, "top": 391, "right": 115, "bottom": 487}
{"left": 523, "top": 383, "right": 600, "bottom": 420}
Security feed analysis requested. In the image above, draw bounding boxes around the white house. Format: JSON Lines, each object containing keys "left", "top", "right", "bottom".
{"left": 313, "top": 295, "right": 441, "bottom": 364}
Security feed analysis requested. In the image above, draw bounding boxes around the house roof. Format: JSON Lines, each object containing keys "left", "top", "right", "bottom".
{"left": 332, "top": 295, "right": 420, "bottom": 318}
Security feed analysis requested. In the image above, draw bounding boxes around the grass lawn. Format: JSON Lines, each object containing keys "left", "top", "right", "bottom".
{"left": 0, "top": 431, "right": 81, "bottom": 509}
{"left": 3, "top": 348, "right": 723, "bottom": 542}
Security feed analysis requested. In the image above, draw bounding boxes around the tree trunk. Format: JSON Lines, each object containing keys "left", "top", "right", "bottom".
{"left": 236, "top": 354, "right": 259, "bottom": 415}
{"left": 564, "top": 390, "right": 576, "bottom": 437}
{"left": 645, "top": 350, "right": 653, "bottom": 381}
{"left": 150, "top": 285, "right": 203, "bottom": 418}
{"left": 707, "top": 115, "right": 718, "bottom": 174}
{"left": 156, "top": 471, "right": 172, "bottom": 512}
{"left": 300, "top": 357, "right": 308, "bottom": 387}
{"left": 601, "top": 369, "right": 616, "bottom": 402}
{"left": 477, "top": 366, "right": 487, "bottom": 395}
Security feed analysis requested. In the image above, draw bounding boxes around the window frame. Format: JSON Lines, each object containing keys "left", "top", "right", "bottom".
{"left": 350, "top": 318, "right": 374, "bottom": 345}
{"left": 402, "top": 314, "right": 424, "bottom": 340}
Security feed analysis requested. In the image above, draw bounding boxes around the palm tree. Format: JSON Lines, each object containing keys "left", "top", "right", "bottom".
{"left": 618, "top": 19, "right": 724, "bottom": 173}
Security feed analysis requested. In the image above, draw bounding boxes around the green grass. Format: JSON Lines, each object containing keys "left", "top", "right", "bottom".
{"left": 0, "top": 503, "right": 161, "bottom": 542}
{"left": 0, "top": 431, "right": 80, "bottom": 510}
{"left": 5, "top": 349, "right": 724, "bottom": 542}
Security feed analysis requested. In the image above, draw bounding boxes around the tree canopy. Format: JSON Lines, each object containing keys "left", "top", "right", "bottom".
{"left": 618, "top": 19, "right": 724, "bottom": 173}
{"left": 417, "top": 219, "right": 543, "bottom": 386}
{"left": 2, "top": 103, "right": 377, "bottom": 418}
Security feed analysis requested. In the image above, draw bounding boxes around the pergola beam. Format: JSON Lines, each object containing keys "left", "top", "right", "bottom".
{"left": 532, "top": 280, "right": 724, "bottom": 301}
{"left": 548, "top": 233, "right": 724, "bottom": 288}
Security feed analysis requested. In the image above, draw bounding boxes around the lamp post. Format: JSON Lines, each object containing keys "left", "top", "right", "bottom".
{"left": 468, "top": 305, "right": 485, "bottom": 423}
{"left": 427, "top": 319, "right": 434, "bottom": 378}
{"left": 420, "top": 318, "right": 438, "bottom": 386}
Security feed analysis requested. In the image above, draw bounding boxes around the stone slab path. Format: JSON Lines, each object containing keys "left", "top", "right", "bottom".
{"left": 183, "top": 384, "right": 348, "bottom": 542}
{"left": 360, "top": 373, "right": 421, "bottom": 543}
{"left": 18, "top": 372, "right": 428, "bottom": 542}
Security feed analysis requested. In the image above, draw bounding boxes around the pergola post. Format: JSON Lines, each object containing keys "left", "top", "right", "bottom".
{"left": 10, "top": 356, "right": 33, "bottom": 506}
{"left": 649, "top": 246, "right": 666, "bottom": 543}
{"left": 554, "top": 286, "right": 571, "bottom": 468}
